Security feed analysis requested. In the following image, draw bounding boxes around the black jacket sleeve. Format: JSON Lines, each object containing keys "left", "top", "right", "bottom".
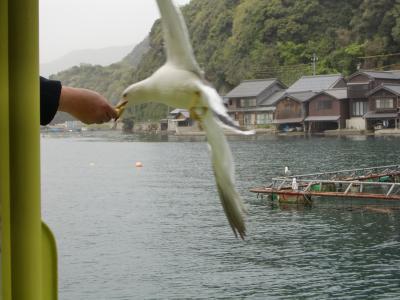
{"left": 40, "top": 76, "right": 62, "bottom": 125}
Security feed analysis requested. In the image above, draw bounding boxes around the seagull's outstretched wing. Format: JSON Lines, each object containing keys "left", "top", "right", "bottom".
{"left": 200, "top": 85, "right": 254, "bottom": 135}
{"left": 156, "top": 0, "right": 203, "bottom": 77}
{"left": 199, "top": 90, "right": 247, "bottom": 238}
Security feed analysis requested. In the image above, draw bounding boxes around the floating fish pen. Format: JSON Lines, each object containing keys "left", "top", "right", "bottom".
{"left": 250, "top": 164, "right": 400, "bottom": 208}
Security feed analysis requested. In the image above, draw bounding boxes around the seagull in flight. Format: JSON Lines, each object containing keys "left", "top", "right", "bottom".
{"left": 116, "top": 0, "right": 252, "bottom": 239}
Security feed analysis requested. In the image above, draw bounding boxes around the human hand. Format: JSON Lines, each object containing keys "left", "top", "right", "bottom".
{"left": 58, "top": 86, "right": 118, "bottom": 124}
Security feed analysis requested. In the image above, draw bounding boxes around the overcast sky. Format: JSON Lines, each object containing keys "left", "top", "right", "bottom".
{"left": 39, "top": 0, "right": 190, "bottom": 63}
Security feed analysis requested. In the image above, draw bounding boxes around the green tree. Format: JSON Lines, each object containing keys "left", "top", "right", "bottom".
{"left": 52, "top": 0, "right": 400, "bottom": 121}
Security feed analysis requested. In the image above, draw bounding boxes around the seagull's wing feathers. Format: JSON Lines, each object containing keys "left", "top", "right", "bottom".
{"left": 156, "top": 0, "right": 203, "bottom": 77}
{"left": 200, "top": 85, "right": 254, "bottom": 135}
{"left": 198, "top": 87, "right": 247, "bottom": 239}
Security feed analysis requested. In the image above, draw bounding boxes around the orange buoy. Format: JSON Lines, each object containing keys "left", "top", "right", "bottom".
{"left": 135, "top": 161, "right": 143, "bottom": 168}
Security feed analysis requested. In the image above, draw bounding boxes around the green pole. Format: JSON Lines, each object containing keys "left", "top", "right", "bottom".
{"left": 0, "top": 0, "right": 12, "bottom": 298}
{"left": 9, "top": 0, "right": 42, "bottom": 298}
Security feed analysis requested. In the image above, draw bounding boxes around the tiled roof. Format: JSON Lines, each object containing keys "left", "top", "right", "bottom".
{"left": 348, "top": 70, "right": 400, "bottom": 81}
{"left": 367, "top": 83, "right": 400, "bottom": 96}
{"left": 385, "top": 84, "right": 400, "bottom": 95}
{"left": 286, "top": 91, "right": 317, "bottom": 102}
{"left": 228, "top": 106, "right": 275, "bottom": 113}
{"left": 225, "top": 79, "right": 279, "bottom": 98}
{"left": 363, "top": 71, "right": 400, "bottom": 80}
{"left": 322, "top": 88, "right": 348, "bottom": 99}
{"left": 260, "top": 90, "right": 286, "bottom": 106}
{"left": 381, "top": 84, "right": 400, "bottom": 95}
{"left": 286, "top": 74, "right": 343, "bottom": 93}
{"left": 169, "top": 108, "right": 190, "bottom": 118}
{"left": 364, "top": 112, "right": 398, "bottom": 119}
{"left": 315, "top": 88, "right": 347, "bottom": 100}
{"left": 273, "top": 118, "right": 304, "bottom": 124}
{"left": 305, "top": 115, "right": 340, "bottom": 121}
{"left": 170, "top": 108, "right": 187, "bottom": 114}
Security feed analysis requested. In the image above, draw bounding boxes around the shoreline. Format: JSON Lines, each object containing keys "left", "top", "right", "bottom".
{"left": 41, "top": 127, "right": 400, "bottom": 138}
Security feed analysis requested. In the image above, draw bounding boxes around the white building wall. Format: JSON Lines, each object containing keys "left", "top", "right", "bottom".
{"left": 346, "top": 117, "right": 366, "bottom": 130}
{"left": 167, "top": 120, "right": 178, "bottom": 132}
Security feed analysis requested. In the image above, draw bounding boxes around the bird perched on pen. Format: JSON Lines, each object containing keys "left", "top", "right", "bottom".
{"left": 284, "top": 166, "right": 291, "bottom": 177}
{"left": 116, "top": 0, "right": 253, "bottom": 239}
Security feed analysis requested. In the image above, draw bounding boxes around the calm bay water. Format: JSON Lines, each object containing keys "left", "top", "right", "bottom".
{"left": 41, "top": 133, "right": 400, "bottom": 299}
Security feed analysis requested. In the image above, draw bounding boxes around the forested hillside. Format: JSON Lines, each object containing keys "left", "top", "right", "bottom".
{"left": 52, "top": 0, "right": 400, "bottom": 122}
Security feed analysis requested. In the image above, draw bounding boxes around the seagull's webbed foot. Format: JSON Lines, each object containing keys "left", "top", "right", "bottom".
{"left": 189, "top": 106, "right": 208, "bottom": 121}
{"left": 189, "top": 91, "right": 208, "bottom": 124}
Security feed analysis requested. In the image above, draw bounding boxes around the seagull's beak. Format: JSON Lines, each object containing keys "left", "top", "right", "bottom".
{"left": 114, "top": 98, "right": 128, "bottom": 121}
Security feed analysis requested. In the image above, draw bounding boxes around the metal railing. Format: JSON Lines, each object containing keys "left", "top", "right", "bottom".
{"left": 277, "top": 164, "right": 400, "bottom": 181}
{"left": 269, "top": 178, "right": 400, "bottom": 198}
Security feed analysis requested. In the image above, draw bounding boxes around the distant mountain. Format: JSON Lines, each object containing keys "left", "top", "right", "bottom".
{"left": 49, "top": 38, "right": 151, "bottom": 125}
{"left": 40, "top": 44, "right": 133, "bottom": 77}
{"left": 121, "top": 37, "right": 150, "bottom": 67}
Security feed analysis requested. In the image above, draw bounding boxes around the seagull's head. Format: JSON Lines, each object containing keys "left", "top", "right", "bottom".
{"left": 120, "top": 83, "right": 142, "bottom": 105}
{"left": 115, "top": 81, "right": 150, "bottom": 119}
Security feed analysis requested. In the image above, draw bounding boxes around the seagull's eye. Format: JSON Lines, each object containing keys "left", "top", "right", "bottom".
{"left": 122, "top": 92, "right": 128, "bottom": 98}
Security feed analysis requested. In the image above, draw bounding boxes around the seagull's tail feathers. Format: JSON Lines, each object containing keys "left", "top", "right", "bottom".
{"left": 198, "top": 84, "right": 254, "bottom": 135}
{"left": 201, "top": 112, "right": 247, "bottom": 239}
{"left": 215, "top": 177, "right": 247, "bottom": 239}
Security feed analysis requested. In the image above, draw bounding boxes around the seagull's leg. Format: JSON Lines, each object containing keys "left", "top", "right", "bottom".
{"left": 189, "top": 91, "right": 208, "bottom": 125}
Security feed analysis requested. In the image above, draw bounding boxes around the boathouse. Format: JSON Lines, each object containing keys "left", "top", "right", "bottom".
{"left": 305, "top": 88, "right": 348, "bottom": 132}
{"left": 346, "top": 70, "right": 400, "bottom": 130}
{"left": 273, "top": 91, "right": 316, "bottom": 131}
{"left": 167, "top": 108, "right": 194, "bottom": 132}
{"left": 225, "top": 79, "right": 286, "bottom": 129}
{"left": 273, "top": 74, "right": 345, "bottom": 131}
{"left": 364, "top": 84, "right": 400, "bottom": 130}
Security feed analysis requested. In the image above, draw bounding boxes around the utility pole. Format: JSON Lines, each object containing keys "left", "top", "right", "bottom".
{"left": 311, "top": 53, "right": 318, "bottom": 76}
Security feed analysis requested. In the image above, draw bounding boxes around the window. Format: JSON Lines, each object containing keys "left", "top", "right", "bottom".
{"left": 317, "top": 100, "right": 333, "bottom": 111}
{"left": 240, "top": 98, "right": 257, "bottom": 107}
{"left": 352, "top": 101, "right": 367, "bottom": 116}
{"left": 376, "top": 98, "right": 394, "bottom": 109}
{"left": 348, "top": 83, "right": 370, "bottom": 98}
{"left": 244, "top": 113, "right": 253, "bottom": 125}
{"left": 257, "top": 113, "right": 273, "bottom": 124}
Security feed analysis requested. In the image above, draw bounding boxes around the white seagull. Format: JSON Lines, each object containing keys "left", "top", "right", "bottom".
{"left": 117, "top": 0, "right": 253, "bottom": 239}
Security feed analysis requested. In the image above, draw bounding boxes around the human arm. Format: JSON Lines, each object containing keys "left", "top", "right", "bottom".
{"left": 58, "top": 86, "right": 117, "bottom": 124}
{"left": 40, "top": 77, "right": 117, "bottom": 125}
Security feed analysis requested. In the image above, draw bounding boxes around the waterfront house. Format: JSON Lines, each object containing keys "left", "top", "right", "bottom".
{"left": 273, "top": 91, "right": 316, "bottom": 131}
{"left": 305, "top": 88, "right": 348, "bottom": 132}
{"left": 166, "top": 108, "right": 194, "bottom": 132}
{"left": 364, "top": 84, "right": 400, "bottom": 130}
{"left": 225, "top": 79, "right": 286, "bottom": 129}
{"left": 273, "top": 74, "right": 345, "bottom": 131}
{"left": 346, "top": 70, "right": 400, "bottom": 129}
